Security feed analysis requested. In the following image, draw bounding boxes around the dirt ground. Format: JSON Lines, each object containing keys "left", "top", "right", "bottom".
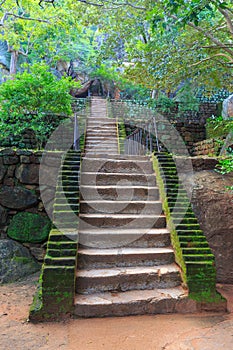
{"left": 0, "top": 272, "right": 233, "bottom": 350}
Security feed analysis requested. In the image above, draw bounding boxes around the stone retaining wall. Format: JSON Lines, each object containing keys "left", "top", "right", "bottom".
{"left": 0, "top": 149, "right": 63, "bottom": 262}
{"left": 159, "top": 102, "right": 218, "bottom": 124}
{"left": 192, "top": 138, "right": 224, "bottom": 156}
{"left": 125, "top": 122, "right": 206, "bottom": 155}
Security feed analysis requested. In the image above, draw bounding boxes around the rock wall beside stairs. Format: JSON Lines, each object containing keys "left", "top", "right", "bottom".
{"left": 0, "top": 149, "right": 63, "bottom": 263}
{"left": 190, "top": 169, "right": 233, "bottom": 283}
{"left": 173, "top": 156, "right": 233, "bottom": 283}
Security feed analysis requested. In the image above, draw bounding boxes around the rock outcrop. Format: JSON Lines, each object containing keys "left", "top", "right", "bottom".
{"left": 191, "top": 170, "right": 233, "bottom": 283}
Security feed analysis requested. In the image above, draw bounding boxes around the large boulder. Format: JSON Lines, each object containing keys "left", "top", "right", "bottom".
{"left": 222, "top": 94, "right": 233, "bottom": 119}
{"left": 191, "top": 170, "right": 233, "bottom": 283}
{"left": 0, "top": 186, "right": 38, "bottom": 209}
{"left": 7, "top": 212, "right": 51, "bottom": 243}
{"left": 0, "top": 239, "right": 40, "bottom": 283}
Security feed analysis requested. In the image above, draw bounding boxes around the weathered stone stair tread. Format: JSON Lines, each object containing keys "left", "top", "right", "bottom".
{"left": 83, "top": 154, "right": 150, "bottom": 160}
{"left": 78, "top": 228, "right": 170, "bottom": 248}
{"left": 79, "top": 213, "right": 166, "bottom": 219}
{"left": 80, "top": 201, "right": 162, "bottom": 214}
{"left": 80, "top": 185, "right": 158, "bottom": 189}
{"left": 76, "top": 264, "right": 181, "bottom": 293}
{"left": 80, "top": 213, "right": 165, "bottom": 219}
{"left": 79, "top": 227, "right": 169, "bottom": 233}
{"left": 80, "top": 200, "right": 161, "bottom": 204}
{"left": 81, "top": 173, "right": 156, "bottom": 186}
{"left": 74, "top": 287, "right": 189, "bottom": 317}
{"left": 79, "top": 247, "right": 173, "bottom": 255}
{"left": 77, "top": 263, "right": 179, "bottom": 278}
{"left": 82, "top": 158, "right": 152, "bottom": 164}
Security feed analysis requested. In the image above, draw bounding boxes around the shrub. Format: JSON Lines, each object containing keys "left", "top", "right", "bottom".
{"left": 0, "top": 63, "right": 80, "bottom": 148}
{"left": 206, "top": 116, "right": 233, "bottom": 138}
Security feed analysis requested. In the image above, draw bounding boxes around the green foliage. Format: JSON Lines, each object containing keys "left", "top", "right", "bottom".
{"left": 206, "top": 116, "right": 233, "bottom": 138}
{"left": 216, "top": 157, "right": 233, "bottom": 174}
{"left": 216, "top": 154, "right": 233, "bottom": 191}
{"left": 0, "top": 63, "right": 79, "bottom": 148}
{"left": 90, "top": 64, "right": 119, "bottom": 82}
{"left": 174, "top": 83, "right": 199, "bottom": 112}
{"left": 154, "top": 93, "right": 176, "bottom": 112}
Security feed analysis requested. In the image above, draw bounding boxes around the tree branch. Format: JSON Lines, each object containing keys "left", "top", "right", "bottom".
{"left": 218, "top": 8, "right": 233, "bottom": 36}
{"left": 44, "top": 0, "right": 146, "bottom": 10}
{"left": 171, "top": 15, "right": 233, "bottom": 58}
{"left": 6, "top": 12, "right": 51, "bottom": 23}
{"left": 189, "top": 53, "right": 233, "bottom": 67}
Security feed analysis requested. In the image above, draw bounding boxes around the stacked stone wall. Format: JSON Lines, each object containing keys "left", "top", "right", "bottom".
{"left": 159, "top": 102, "right": 218, "bottom": 124}
{"left": 0, "top": 149, "right": 63, "bottom": 262}
{"left": 192, "top": 138, "right": 224, "bottom": 156}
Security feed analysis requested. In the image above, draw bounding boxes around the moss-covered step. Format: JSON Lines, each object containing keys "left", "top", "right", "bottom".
{"left": 152, "top": 152, "right": 221, "bottom": 305}
{"left": 46, "top": 248, "right": 77, "bottom": 258}
{"left": 53, "top": 203, "right": 79, "bottom": 211}
{"left": 48, "top": 229, "right": 78, "bottom": 242}
{"left": 180, "top": 241, "right": 210, "bottom": 248}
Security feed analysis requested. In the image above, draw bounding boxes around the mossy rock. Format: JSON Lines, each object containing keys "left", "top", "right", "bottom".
{"left": 7, "top": 212, "right": 51, "bottom": 243}
{"left": 0, "top": 239, "right": 40, "bottom": 283}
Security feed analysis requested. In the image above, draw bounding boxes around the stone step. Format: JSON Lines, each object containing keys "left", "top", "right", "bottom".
{"left": 81, "top": 158, "right": 153, "bottom": 174}
{"left": 84, "top": 151, "right": 119, "bottom": 156}
{"left": 80, "top": 185, "right": 160, "bottom": 200}
{"left": 76, "top": 264, "right": 181, "bottom": 294}
{"left": 74, "top": 286, "right": 192, "bottom": 318}
{"left": 85, "top": 136, "right": 117, "bottom": 141}
{"left": 86, "top": 131, "right": 117, "bottom": 135}
{"left": 85, "top": 149, "right": 118, "bottom": 154}
{"left": 83, "top": 154, "right": 151, "bottom": 161}
{"left": 85, "top": 140, "right": 118, "bottom": 145}
{"left": 78, "top": 247, "right": 174, "bottom": 269}
{"left": 78, "top": 228, "right": 171, "bottom": 248}
{"left": 85, "top": 145, "right": 118, "bottom": 150}
{"left": 85, "top": 144, "right": 118, "bottom": 149}
{"left": 80, "top": 172, "right": 157, "bottom": 186}
{"left": 79, "top": 213, "right": 166, "bottom": 229}
{"left": 86, "top": 127, "right": 116, "bottom": 133}
{"left": 87, "top": 121, "right": 116, "bottom": 126}
{"left": 80, "top": 200, "right": 162, "bottom": 214}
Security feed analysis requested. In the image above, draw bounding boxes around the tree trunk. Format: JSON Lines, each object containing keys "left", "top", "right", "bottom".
{"left": 9, "top": 50, "right": 19, "bottom": 76}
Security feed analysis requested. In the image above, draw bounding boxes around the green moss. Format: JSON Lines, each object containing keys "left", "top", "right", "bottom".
{"left": 7, "top": 212, "right": 51, "bottom": 243}
{"left": 189, "top": 290, "right": 225, "bottom": 303}
{"left": 12, "top": 256, "right": 33, "bottom": 264}
{"left": 152, "top": 153, "right": 217, "bottom": 300}
{"left": 117, "top": 120, "right": 127, "bottom": 154}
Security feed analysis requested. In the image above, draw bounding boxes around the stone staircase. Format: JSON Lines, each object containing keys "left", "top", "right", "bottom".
{"left": 74, "top": 98, "right": 191, "bottom": 317}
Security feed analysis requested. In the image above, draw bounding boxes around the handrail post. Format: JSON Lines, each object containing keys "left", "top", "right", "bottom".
{"left": 73, "top": 113, "right": 79, "bottom": 151}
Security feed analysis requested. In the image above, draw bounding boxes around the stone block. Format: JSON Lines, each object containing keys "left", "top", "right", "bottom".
{"left": 0, "top": 205, "right": 8, "bottom": 226}
{"left": 7, "top": 212, "right": 51, "bottom": 243}
{"left": 0, "top": 185, "right": 38, "bottom": 209}
{"left": 3, "top": 155, "right": 19, "bottom": 165}
{"left": 16, "top": 163, "right": 39, "bottom": 184}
